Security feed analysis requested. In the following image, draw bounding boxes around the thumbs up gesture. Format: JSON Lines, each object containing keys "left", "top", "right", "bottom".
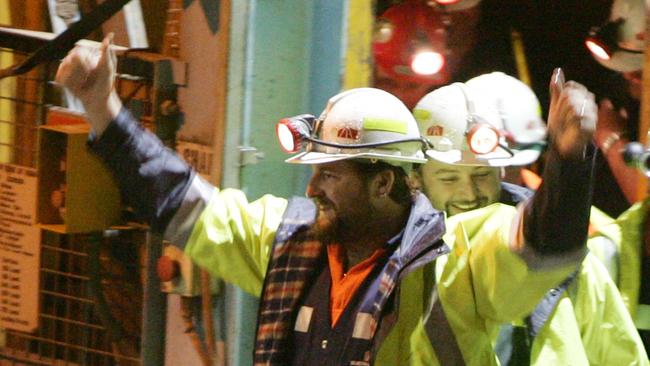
{"left": 55, "top": 34, "right": 122, "bottom": 136}
{"left": 547, "top": 68, "right": 597, "bottom": 159}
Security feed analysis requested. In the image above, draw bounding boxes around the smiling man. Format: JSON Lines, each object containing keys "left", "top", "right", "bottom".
{"left": 417, "top": 161, "right": 503, "bottom": 216}
{"left": 414, "top": 72, "right": 648, "bottom": 365}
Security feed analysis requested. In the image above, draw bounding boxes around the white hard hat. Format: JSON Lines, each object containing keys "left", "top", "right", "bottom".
{"left": 414, "top": 79, "right": 543, "bottom": 167}
{"left": 586, "top": 0, "right": 645, "bottom": 72}
{"left": 280, "top": 88, "right": 427, "bottom": 167}
{"left": 466, "top": 72, "right": 547, "bottom": 165}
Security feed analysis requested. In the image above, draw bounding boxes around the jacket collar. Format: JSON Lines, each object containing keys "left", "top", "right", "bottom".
{"left": 394, "top": 192, "right": 448, "bottom": 269}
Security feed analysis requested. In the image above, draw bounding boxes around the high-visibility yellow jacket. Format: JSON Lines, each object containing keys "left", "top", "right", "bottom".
{"left": 386, "top": 207, "right": 648, "bottom": 366}
{"left": 591, "top": 200, "right": 650, "bottom": 357}
{"left": 488, "top": 194, "right": 649, "bottom": 366}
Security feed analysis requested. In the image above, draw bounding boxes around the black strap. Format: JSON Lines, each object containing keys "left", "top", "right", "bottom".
{"left": 423, "top": 269, "right": 466, "bottom": 366}
{"left": 495, "top": 325, "right": 531, "bottom": 366}
{"left": 526, "top": 269, "right": 579, "bottom": 337}
{"left": 0, "top": 0, "right": 131, "bottom": 79}
{"left": 639, "top": 329, "right": 650, "bottom": 355}
{"left": 495, "top": 269, "right": 579, "bottom": 366}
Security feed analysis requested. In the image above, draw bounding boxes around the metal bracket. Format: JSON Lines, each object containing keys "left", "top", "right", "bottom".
{"left": 238, "top": 146, "right": 264, "bottom": 166}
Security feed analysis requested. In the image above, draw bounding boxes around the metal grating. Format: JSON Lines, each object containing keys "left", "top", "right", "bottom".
{"left": 0, "top": 46, "right": 145, "bottom": 366}
{"left": 0, "top": 47, "right": 47, "bottom": 169}
{"left": 1, "top": 229, "right": 144, "bottom": 366}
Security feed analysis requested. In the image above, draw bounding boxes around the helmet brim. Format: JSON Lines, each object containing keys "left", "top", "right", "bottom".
{"left": 425, "top": 147, "right": 541, "bottom": 167}
{"left": 285, "top": 151, "right": 427, "bottom": 165}
{"left": 595, "top": 49, "right": 643, "bottom": 73}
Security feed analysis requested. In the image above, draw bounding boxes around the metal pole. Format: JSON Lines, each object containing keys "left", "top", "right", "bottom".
{"left": 141, "top": 231, "right": 167, "bottom": 366}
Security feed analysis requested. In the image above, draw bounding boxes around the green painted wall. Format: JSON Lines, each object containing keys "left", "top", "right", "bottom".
{"left": 239, "top": 0, "right": 314, "bottom": 200}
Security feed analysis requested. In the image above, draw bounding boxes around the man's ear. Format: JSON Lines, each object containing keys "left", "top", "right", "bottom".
{"left": 409, "top": 168, "right": 422, "bottom": 191}
{"left": 373, "top": 169, "right": 396, "bottom": 198}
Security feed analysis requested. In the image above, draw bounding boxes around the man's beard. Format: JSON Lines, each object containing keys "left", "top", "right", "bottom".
{"left": 309, "top": 198, "right": 370, "bottom": 243}
{"left": 309, "top": 199, "right": 340, "bottom": 243}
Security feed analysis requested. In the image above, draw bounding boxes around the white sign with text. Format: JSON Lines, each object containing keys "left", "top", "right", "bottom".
{"left": 0, "top": 164, "right": 41, "bottom": 332}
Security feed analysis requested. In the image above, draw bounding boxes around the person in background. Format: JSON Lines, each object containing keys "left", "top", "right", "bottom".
{"left": 584, "top": 0, "right": 650, "bottom": 354}
{"left": 412, "top": 72, "right": 649, "bottom": 364}
{"left": 56, "top": 35, "right": 597, "bottom": 365}
{"left": 586, "top": 0, "right": 645, "bottom": 216}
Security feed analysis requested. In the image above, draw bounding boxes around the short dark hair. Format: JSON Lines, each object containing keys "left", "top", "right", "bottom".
{"left": 352, "top": 160, "right": 413, "bottom": 205}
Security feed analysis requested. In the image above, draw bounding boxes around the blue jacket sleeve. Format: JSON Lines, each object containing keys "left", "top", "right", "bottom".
{"left": 87, "top": 107, "right": 194, "bottom": 233}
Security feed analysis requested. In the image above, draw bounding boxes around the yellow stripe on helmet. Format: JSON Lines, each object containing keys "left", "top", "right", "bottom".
{"left": 363, "top": 117, "right": 408, "bottom": 134}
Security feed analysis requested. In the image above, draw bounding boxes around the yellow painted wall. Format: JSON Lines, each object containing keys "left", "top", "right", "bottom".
{"left": 343, "top": 0, "right": 373, "bottom": 89}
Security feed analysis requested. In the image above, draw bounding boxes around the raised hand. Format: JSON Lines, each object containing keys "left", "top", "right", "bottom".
{"left": 55, "top": 34, "right": 122, "bottom": 136}
{"left": 547, "top": 68, "right": 597, "bottom": 159}
{"left": 595, "top": 99, "right": 627, "bottom": 150}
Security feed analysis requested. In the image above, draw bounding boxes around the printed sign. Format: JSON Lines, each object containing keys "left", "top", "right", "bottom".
{"left": 176, "top": 140, "right": 216, "bottom": 183}
{"left": 0, "top": 164, "right": 41, "bottom": 332}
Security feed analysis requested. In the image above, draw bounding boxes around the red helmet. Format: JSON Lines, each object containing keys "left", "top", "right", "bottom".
{"left": 372, "top": 1, "right": 450, "bottom": 85}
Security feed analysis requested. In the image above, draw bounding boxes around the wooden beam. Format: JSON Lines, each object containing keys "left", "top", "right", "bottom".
{"left": 636, "top": 1, "right": 650, "bottom": 200}
{"left": 11, "top": 0, "right": 46, "bottom": 167}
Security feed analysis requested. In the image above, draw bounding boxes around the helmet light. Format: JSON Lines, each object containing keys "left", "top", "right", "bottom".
{"left": 467, "top": 123, "right": 500, "bottom": 155}
{"left": 276, "top": 114, "right": 316, "bottom": 153}
{"left": 585, "top": 19, "right": 624, "bottom": 60}
{"left": 585, "top": 39, "right": 611, "bottom": 60}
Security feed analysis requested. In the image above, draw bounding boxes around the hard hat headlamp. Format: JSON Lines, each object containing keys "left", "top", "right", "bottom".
{"left": 466, "top": 121, "right": 500, "bottom": 155}
{"left": 276, "top": 114, "right": 316, "bottom": 153}
{"left": 585, "top": 19, "right": 622, "bottom": 60}
{"left": 586, "top": 18, "right": 642, "bottom": 61}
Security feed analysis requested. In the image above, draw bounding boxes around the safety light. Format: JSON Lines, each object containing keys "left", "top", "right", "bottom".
{"left": 466, "top": 122, "right": 500, "bottom": 155}
{"left": 276, "top": 114, "right": 316, "bottom": 153}
{"left": 411, "top": 49, "right": 445, "bottom": 75}
{"left": 372, "top": 1, "right": 449, "bottom": 85}
{"left": 585, "top": 19, "right": 623, "bottom": 60}
{"left": 586, "top": 39, "right": 611, "bottom": 60}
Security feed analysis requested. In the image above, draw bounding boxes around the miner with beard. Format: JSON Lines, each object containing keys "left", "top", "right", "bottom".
{"left": 56, "top": 36, "right": 597, "bottom": 365}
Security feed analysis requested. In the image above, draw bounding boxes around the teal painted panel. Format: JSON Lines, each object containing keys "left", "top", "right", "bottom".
{"left": 309, "top": 0, "right": 345, "bottom": 114}
{"left": 241, "top": 0, "right": 346, "bottom": 200}
{"left": 240, "top": 0, "right": 314, "bottom": 201}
